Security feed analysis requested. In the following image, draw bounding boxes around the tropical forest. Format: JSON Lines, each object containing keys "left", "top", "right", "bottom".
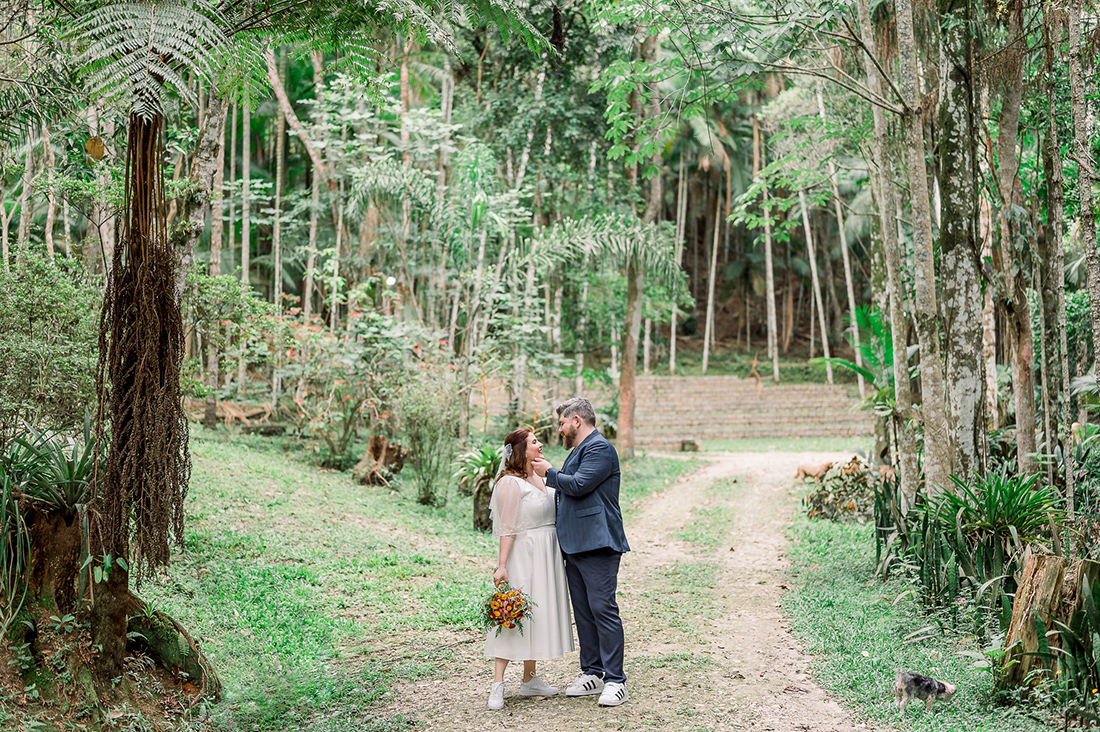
{"left": 1, "top": 0, "right": 1100, "bottom": 730}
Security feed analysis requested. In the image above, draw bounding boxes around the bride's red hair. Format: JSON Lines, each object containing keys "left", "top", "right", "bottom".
{"left": 501, "top": 428, "right": 532, "bottom": 478}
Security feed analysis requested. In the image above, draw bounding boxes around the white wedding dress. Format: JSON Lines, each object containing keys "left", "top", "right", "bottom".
{"left": 484, "top": 474, "right": 575, "bottom": 661}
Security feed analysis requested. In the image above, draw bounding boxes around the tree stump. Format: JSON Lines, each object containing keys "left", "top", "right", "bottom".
{"left": 473, "top": 479, "right": 494, "bottom": 532}
{"left": 1000, "top": 553, "right": 1067, "bottom": 688}
{"left": 353, "top": 434, "right": 408, "bottom": 486}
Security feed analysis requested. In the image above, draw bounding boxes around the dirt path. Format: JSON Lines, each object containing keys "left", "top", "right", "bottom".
{"left": 385, "top": 451, "right": 883, "bottom": 731}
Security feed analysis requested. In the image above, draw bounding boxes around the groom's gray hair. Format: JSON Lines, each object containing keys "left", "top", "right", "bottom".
{"left": 556, "top": 397, "right": 596, "bottom": 426}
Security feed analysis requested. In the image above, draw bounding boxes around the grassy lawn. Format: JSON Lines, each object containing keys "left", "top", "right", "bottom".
{"left": 138, "top": 428, "right": 695, "bottom": 731}
{"left": 784, "top": 516, "right": 1055, "bottom": 732}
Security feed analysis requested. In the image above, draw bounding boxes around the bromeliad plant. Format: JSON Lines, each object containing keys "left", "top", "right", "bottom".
{"left": 904, "top": 467, "right": 1061, "bottom": 630}
{"left": 454, "top": 443, "right": 501, "bottom": 498}
{"left": 0, "top": 417, "right": 103, "bottom": 634}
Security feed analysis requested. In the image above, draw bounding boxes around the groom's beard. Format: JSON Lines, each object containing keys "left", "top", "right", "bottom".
{"left": 562, "top": 428, "right": 576, "bottom": 449}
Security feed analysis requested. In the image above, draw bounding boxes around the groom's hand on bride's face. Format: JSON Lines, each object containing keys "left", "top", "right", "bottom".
{"left": 531, "top": 458, "right": 551, "bottom": 477}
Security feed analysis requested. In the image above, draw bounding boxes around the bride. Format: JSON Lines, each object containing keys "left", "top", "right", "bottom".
{"left": 484, "top": 428, "right": 574, "bottom": 710}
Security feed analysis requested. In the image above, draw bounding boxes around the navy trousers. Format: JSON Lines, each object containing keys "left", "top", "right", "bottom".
{"left": 563, "top": 548, "right": 625, "bottom": 684}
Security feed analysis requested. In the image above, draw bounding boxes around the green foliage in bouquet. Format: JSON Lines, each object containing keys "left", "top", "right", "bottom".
{"left": 483, "top": 582, "right": 535, "bottom": 637}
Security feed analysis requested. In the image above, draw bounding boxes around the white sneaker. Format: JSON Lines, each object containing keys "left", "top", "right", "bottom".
{"left": 565, "top": 673, "right": 604, "bottom": 697}
{"left": 519, "top": 675, "right": 559, "bottom": 696}
{"left": 488, "top": 681, "right": 505, "bottom": 710}
{"left": 598, "top": 681, "right": 628, "bottom": 707}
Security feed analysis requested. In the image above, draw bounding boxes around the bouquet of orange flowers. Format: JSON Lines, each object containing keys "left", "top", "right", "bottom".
{"left": 484, "top": 582, "right": 535, "bottom": 637}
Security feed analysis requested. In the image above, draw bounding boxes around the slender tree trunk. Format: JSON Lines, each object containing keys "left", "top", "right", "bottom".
{"left": 513, "top": 62, "right": 547, "bottom": 193}
{"left": 817, "top": 89, "right": 863, "bottom": 397}
{"left": 858, "top": 0, "right": 919, "bottom": 508}
{"left": 799, "top": 190, "right": 833, "bottom": 382}
{"left": 896, "top": 0, "right": 952, "bottom": 492}
{"left": 980, "top": 196, "right": 999, "bottom": 428}
{"left": 619, "top": 33, "right": 660, "bottom": 458}
{"left": 241, "top": 101, "right": 251, "bottom": 288}
{"left": 995, "top": 0, "right": 1037, "bottom": 476}
{"left": 937, "top": 0, "right": 987, "bottom": 483}
{"left": 204, "top": 97, "right": 228, "bottom": 428}
{"left": 227, "top": 104, "right": 236, "bottom": 274}
{"left": 43, "top": 122, "right": 56, "bottom": 257}
{"left": 237, "top": 101, "right": 251, "bottom": 395}
{"left": 1, "top": 188, "right": 12, "bottom": 271}
{"left": 16, "top": 131, "right": 35, "bottom": 266}
{"left": 670, "top": 154, "right": 687, "bottom": 376}
{"left": 1069, "top": 0, "right": 1100, "bottom": 381}
{"left": 702, "top": 179, "right": 721, "bottom": 375}
{"left": 176, "top": 95, "right": 229, "bottom": 303}
{"left": 272, "top": 50, "right": 287, "bottom": 311}
{"left": 1045, "top": 0, "right": 1075, "bottom": 517}
{"left": 575, "top": 255, "right": 590, "bottom": 396}
{"left": 62, "top": 197, "right": 71, "bottom": 257}
{"left": 619, "top": 263, "right": 644, "bottom": 457}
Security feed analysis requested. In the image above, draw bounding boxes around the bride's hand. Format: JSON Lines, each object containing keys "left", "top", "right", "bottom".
{"left": 493, "top": 566, "right": 509, "bottom": 586}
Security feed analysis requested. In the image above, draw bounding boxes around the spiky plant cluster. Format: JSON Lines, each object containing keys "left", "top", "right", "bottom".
{"left": 93, "top": 113, "right": 189, "bottom": 580}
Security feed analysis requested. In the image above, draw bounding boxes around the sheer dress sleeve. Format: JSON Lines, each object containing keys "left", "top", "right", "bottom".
{"left": 489, "top": 476, "right": 525, "bottom": 540}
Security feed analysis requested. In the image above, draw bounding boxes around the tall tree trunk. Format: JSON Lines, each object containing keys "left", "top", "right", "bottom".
{"left": 16, "top": 130, "right": 35, "bottom": 266}
{"left": 995, "top": 0, "right": 1037, "bottom": 476}
{"left": 619, "top": 263, "right": 644, "bottom": 457}
{"left": 980, "top": 196, "right": 999, "bottom": 428}
{"left": 670, "top": 154, "right": 687, "bottom": 375}
{"left": 204, "top": 96, "right": 229, "bottom": 429}
{"left": 1, "top": 188, "right": 13, "bottom": 271}
{"left": 272, "top": 50, "right": 287, "bottom": 312}
{"left": 858, "top": 0, "right": 919, "bottom": 508}
{"left": 619, "top": 33, "right": 660, "bottom": 459}
{"left": 227, "top": 103, "right": 236, "bottom": 273}
{"left": 817, "top": 89, "right": 863, "bottom": 397}
{"left": 175, "top": 95, "right": 229, "bottom": 303}
{"left": 1046, "top": 0, "right": 1075, "bottom": 517}
{"left": 241, "top": 101, "right": 251, "bottom": 288}
{"left": 1069, "top": 0, "right": 1100, "bottom": 384}
{"left": 755, "top": 112, "right": 780, "bottom": 382}
{"left": 43, "top": 122, "right": 56, "bottom": 257}
{"left": 937, "top": 0, "right": 987, "bottom": 483}
{"left": 702, "top": 178, "right": 721, "bottom": 375}
{"left": 896, "top": 0, "right": 952, "bottom": 492}
{"left": 799, "top": 190, "right": 833, "bottom": 382}
{"left": 209, "top": 130, "right": 225, "bottom": 276}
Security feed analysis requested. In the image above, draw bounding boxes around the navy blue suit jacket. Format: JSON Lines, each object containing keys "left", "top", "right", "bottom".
{"left": 547, "top": 430, "right": 630, "bottom": 555}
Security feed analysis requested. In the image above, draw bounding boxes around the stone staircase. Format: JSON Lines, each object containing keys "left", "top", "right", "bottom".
{"left": 633, "top": 375, "right": 873, "bottom": 450}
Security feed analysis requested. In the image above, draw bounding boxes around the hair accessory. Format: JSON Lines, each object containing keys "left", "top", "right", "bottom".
{"left": 494, "top": 442, "right": 513, "bottom": 481}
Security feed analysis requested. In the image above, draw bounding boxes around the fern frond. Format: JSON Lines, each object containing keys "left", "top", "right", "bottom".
{"left": 72, "top": 0, "right": 229, "bottom": 118}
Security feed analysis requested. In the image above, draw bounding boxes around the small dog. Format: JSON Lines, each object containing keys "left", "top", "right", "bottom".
{"left": 894, "top": 670, "right": 956, "bottom": 712}
{"left": 794, "top": 462, "right": 832, "bottom": 481}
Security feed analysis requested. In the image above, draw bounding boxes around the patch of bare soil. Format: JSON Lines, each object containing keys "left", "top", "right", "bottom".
{"left": 378, "top": 451, "right": 886, "bottom": 731}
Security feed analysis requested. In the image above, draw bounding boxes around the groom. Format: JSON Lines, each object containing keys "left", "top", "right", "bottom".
{"left": 532, "top": 397, "right": 629, "bottom": 707}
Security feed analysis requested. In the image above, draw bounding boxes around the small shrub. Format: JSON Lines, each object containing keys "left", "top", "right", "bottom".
{"left": 804, "top": 457, "right": 877, "bottom": 522}
{"left": 399, "top": 365, "right": 459, "bottom": 507}
{"left": 0, "top": 255, "right": 100, "bottom": 448}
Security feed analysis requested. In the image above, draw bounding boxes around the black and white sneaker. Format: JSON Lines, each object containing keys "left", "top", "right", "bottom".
{"left": 565, "top": 673, "right": 604, "bottom": 697}
{"left": 598, "top": 682, "right": 628, "bottom": 707}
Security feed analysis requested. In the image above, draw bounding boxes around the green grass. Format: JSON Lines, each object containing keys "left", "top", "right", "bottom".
{"left": 703, "top": 436, "right": 871, "bottom": 453}
{"left": 784, "top": 516, "right": 1055, "bottom": 731}
{"left": 677, "top": 478, "right": 739, "bottom": 549}
{"left": 138, "top": 427, "right": 691, "bottom": 731}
